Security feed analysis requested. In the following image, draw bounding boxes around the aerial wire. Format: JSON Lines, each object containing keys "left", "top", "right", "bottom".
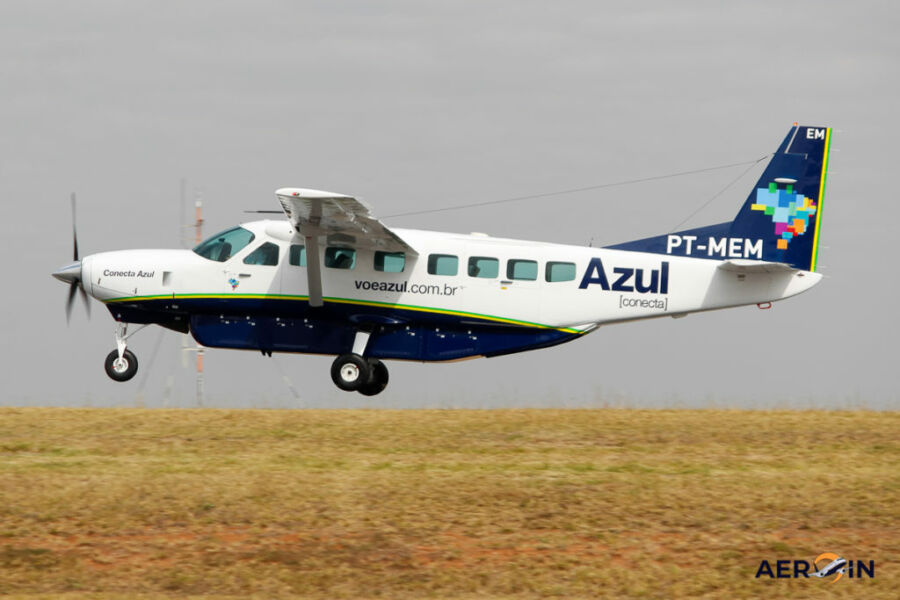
{"left": 668, "top": 153, "right": 771, "bottom": 232}
{"left": 381, "top": 155, "right": 772, "bottom": 219}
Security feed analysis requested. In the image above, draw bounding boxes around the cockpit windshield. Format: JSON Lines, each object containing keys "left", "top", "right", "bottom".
{"left": 192, "top": 226, "right": 255, "bottom": 262}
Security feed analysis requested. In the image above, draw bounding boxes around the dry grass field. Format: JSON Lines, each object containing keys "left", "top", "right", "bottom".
{"left": 0, "top": 408, "right": 896, "bottom": 599}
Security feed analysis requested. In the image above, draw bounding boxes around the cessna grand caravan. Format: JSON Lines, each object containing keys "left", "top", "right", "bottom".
{"left": 53, "top": 125, "right": 831, "bottom": 396}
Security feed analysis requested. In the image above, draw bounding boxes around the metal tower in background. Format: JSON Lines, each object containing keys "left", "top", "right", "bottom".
{"left": 178, "top": 180, "right": 206, "bottom": 407}
{"left": 191, "top": 187, "right": 205, "bottom": 406}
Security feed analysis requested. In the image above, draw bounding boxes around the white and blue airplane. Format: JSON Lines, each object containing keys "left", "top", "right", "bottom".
{"left": 53, "top": 124, "right": 831, "bottom": 396}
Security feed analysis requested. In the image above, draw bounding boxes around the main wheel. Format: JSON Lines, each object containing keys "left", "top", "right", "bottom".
{"left": 330, "top": 353, "right": 370, "bottom": 391}
{"left": 104, "top": 349, "right": 138, "bottom": 382}
{"left": 358, "top": 359, "right": 389, "bottom": 396}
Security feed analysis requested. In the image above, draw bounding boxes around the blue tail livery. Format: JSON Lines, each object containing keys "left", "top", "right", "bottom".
{"left": 609, "top": 125, "right": 832, "bottom": 271}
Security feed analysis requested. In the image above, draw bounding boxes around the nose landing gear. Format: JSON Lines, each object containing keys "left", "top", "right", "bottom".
{"left": 105, "top": 349, "right": 138, "bottom": 382}
{"left": 103, "top": 322, "right": 146, "bottom": 383}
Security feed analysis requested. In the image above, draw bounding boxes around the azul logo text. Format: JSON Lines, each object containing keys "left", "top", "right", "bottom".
{"left": 578, "top": 258, "right": 669, "bottom": 294}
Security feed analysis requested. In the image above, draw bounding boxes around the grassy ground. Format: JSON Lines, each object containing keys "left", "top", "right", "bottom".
{"left": 0, "top": 408, "right": 896, "bottom": 599}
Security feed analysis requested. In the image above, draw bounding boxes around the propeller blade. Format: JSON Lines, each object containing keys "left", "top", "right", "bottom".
{"left": 62, "top": 193, "right": 90, "bottom": 323}
{"left": 61, "top": 193, "right": 89, "bottom": 323}
{"left": 78, "top": 283, "right": 91, "bottom": 318}
{"left": 66, "top": 281, "right": 78, "bottom": 323}
{"left": 71, "top": 192, "right": 79, "bottom": 261}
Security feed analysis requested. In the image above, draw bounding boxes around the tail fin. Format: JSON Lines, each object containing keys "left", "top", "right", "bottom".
{"left": 609, "top": 124, "right": 832, "bottom": 271}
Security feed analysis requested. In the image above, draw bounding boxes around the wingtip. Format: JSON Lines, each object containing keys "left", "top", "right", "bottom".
{"left": 276, "top": 187, "right": 351, "bottom": 199}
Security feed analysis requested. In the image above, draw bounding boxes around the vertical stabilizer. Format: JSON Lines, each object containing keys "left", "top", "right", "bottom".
{"left": 609, "top": 124, "right": 832, "bottom": 271}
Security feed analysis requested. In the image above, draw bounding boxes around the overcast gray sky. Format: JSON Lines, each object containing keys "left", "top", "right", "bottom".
{"left": 2, "top": 1, "right": 897, "bottom": 408}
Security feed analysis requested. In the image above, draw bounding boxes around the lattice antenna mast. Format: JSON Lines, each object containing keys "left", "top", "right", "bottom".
{"left": 193, "top": 188, "right": 205, "bottom": 406}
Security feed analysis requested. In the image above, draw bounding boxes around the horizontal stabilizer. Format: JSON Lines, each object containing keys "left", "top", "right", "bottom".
{"left": 718, "top": 260, "right": 797, "bottom": 274}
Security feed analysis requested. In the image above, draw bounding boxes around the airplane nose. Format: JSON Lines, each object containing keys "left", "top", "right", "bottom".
{"left": 52, "top": 261, "right": 82, "bottom": 284}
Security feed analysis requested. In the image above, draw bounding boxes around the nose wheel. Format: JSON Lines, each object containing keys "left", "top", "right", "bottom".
{"left": 103, "top": 322, "right": 144, "bottom": 383}
{"left": 105, "top": 349, "right": 138, "bottom": 382}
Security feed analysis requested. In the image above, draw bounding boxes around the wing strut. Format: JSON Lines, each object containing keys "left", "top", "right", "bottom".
{"left": 305, "top": 235, "right": 323, "bottom": 307}
{"left": 274, "top": 188, "right": 419, "bottom": 308}
{"left": 300, "top": 197, "right": 324, "bottom": 307}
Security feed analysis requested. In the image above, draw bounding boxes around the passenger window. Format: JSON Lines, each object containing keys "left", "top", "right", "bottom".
{"left": 546, "top": 261, "right": 576, "bottom": 282}
{"left": 375, "top": 251, "right": 405, "bottom": 273}
{"left": 289, "top": 245, "right": 306, "bottom": 267}
{"left": 243, "top": 242, "right": 280, "bottom": 266}
{"left": 468, "top": 256, "right": 498, "bottom": 278}
{"left": 428, "top": 254, "right": 458, "bottom": 276}
{"left": 325, "top": 247, "right": 356, "bottom": 269}
{"left": 507, "top": 259, "right": 538, "bottom": 281}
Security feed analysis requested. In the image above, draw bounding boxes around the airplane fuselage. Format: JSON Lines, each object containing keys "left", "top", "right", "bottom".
{"left": 79, "top": 220, "right": 821, "bottom": 362}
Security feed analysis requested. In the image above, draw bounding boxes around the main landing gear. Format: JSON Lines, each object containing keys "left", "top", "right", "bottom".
{"left": 101, "top": 322, "right": 391, "bottom": 395}
{"left": 331, "top": 354, "right": 389, "bottom": 396}
{"left": 104, "top": 322, "right": 144, "bottom": 382}
{"left": 330, "top": 330, "right": 390, "bottom": 396}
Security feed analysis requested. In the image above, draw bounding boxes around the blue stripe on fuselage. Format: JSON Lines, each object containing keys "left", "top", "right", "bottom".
{"left": 103, "top": 296, "right": 581, "bottom": 361}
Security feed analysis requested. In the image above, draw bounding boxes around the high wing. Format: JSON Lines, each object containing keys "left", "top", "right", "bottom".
{"left": 275, "top": 188, "right": 417, "bottom": 307}
{"left": 276, "top": 188, "right": 416, "bottom": 254}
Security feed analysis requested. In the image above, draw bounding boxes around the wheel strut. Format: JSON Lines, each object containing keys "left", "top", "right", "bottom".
{"left": 115, "top": 322, "right": 128, "bottom": 360}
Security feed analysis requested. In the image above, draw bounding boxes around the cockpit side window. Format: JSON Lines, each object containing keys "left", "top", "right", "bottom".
{"left": 243, "top": 242, "right": 280, "bottom": 266}
{"left": 289, "top": 244, "right": 307, "bottom": 267}
{"left": 192, "top": 227, "right": 255, "bottom": 262}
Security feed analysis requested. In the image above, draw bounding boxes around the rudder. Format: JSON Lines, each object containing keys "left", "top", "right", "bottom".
{"left": 732, "top": 125, "right": 831, "bottom": 271}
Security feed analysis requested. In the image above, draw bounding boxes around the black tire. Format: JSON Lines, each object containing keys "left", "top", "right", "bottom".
{"left": 358, "top": 359, "right": 389, "bottom": 396}
{"left": 104, "top": 349, "right": 138, "bottom": 382}
{"left": 330, "top": 353, "right": 370, "bottom": 392}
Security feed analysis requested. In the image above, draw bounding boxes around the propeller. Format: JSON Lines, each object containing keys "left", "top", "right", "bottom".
{"left": 52, "top": 193, "right": 91, "bottom": 323}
